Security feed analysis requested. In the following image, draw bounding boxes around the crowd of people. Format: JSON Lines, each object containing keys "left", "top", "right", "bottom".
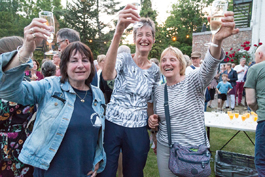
{"left": 0, "top": 3, "right": 265, "bottom": 177}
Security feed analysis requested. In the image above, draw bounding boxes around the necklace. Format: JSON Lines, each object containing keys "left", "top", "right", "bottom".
{"left": 75, "top": 90, "right": 88, "bottom": 103}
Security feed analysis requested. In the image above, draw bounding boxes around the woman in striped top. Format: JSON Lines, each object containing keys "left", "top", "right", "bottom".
{"left": 148, "top": 11, "right": 239, "bottom": 177}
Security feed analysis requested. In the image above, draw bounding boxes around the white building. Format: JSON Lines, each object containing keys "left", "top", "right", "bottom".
{"left": 251, "top": 0, "right": 264, "bottom": 48}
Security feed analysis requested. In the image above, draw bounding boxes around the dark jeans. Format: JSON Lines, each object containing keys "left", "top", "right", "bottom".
{"left": 236, "top": 81, "right": 244, "bottom": 104}
{"left": 255, "top": 120, "right": 265, "bottom": 176}
{"left": 97, "top": 120, "right": 150, "bottom": 177}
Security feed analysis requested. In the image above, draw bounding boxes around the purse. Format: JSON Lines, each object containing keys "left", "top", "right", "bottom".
{"left": 164, "top": 84, "right": 211, "bottom": 177}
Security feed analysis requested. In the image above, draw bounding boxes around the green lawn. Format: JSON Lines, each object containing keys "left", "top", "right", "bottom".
{"left": 143, "top": 127, "right": 256, "bottom": 177}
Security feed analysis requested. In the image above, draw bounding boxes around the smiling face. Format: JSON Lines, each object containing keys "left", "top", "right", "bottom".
{"left": 67, "top": 50, "right": 91, "bottom": 86}
{"left": 160, "top": 51, "right": 183, "bottom": 79}
{"left": 134, "top": 25, "right": 155, "bottom": 53}
{"left": 32, "top": 61, "right": 38, "bottom": 71}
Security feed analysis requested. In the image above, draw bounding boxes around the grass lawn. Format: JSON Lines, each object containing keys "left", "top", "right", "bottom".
{"left": 143, "top": 106, "right": 256, "bottom": 177}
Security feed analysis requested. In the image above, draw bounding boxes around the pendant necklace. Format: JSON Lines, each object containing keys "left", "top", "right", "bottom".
{"left": 75, "top": 90, "right": 88, "bottom": 103}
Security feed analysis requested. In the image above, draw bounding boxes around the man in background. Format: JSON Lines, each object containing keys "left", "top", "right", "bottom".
{"left": 185, "top": 51, "right": 201, "bottom": 76}
{"left": 245, "top": 44, "right": 265, "bottom": 176}
{"left": 56, "top": 28, "right": 98, "bottom": 86}
{"left": 234, "top": 58, "right": 248, "bottom": 106}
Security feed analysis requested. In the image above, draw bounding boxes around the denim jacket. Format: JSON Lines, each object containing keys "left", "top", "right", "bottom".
{"left": 0, "top": 51, "right": 106, "bottom": 172}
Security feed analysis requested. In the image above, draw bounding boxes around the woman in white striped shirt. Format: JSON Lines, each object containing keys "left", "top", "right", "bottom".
{"left": 148, "top": 11, "right": 239, "bottom": 177}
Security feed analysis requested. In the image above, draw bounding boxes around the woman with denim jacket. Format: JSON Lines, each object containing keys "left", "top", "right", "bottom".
{"left": 0, "top": 18, "right": 106, "bottom": 177}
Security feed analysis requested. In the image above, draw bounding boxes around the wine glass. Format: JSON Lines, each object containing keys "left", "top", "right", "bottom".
{"left": 205, "top": 0, "right": 228, "bottom": 47}
{"left": 131, "top": 0, "right": 143, "bottom": 28}
{"left": 39, "top": 11, "right": 56, "bottom": 55}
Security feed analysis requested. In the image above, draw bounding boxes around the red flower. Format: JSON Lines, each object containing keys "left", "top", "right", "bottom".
{"left": 244, "top": 46, "right": 250, "bottom": 51}
{"left": 243, "top": 56, "right": 245, "bottom": 58}
{"left": 242, "top": 44, "right": 246, "bottom": 47}
{"left": 230, "top": 48, "right": 233, "bottom": 50}
{"left": 245, "top": 41, "right": 250, "bottom": 44}
{"left": 231, "top": 59, "right": 234, "bottom": 62}
{"left": 232, "top": 53, "right": 235, "bottom": 57}
{"left": 259, "top": 42, "right": 263, "bottom": 45}
{"left": 254, "top": 44, "right": 257, "bottom": 47}
{"left": 224, "top": 59, "right": 227, "bottom": 62}
{"left": 226, "top": 52, "right": 228, "bottom": 55}
{"left": 237, "top": 49, "right": 240, "bottom": 51}
{"left": 229, "top": 54, "right": 233, "bottom": 58}
{"left": 227, "top": 58, "right": 230, "bottom": 62}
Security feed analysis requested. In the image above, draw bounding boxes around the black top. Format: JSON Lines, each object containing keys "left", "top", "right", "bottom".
{"left": 99, "top": 72, "right": 114, "bottom": 104}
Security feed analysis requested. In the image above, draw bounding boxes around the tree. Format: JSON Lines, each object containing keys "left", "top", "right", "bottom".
{"left": 0, "top": 0, "right": 31, "bottom": 37}
{"left": 164, "top": 0, "right": 214, "bottom": 55}
{"left": 59, "top": 0, "right": 122, "bottom": 56}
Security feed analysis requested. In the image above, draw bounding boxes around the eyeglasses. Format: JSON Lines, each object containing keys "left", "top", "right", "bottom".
{"left": 56, "top": 39, "right": 66, "bottom": 47}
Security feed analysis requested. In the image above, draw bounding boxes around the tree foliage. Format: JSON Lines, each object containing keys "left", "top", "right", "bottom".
{"left": 164, "top": 0, "right": 214, "bottom": 55}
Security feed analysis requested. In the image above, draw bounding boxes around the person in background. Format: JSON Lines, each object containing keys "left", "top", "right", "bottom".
{"left": 56, "top": 28, "right": 98, "bottom": 86}
{"left": 224, "top": 63, "right": 238, "bottom": 110}
{"left": 183, "top": 54, "right": 191, "bottom": 67}
{"left": 150, "top": 58, "right": 166, "bottom": 85}
{"left": 148, "top": 11, "right": 239, "bottom": 176}
{"left": 25, "top": 59, "right": 44, "bottom": 81}
{"left": 41, "top": 60, "right": 56, "bottom": 77}
{"left": 0, "top": 18, "right": 106, "bottom": 177}
{"left": 232, "top": 63, "right": 235, "bottom": 68}
{"left": 0, "top": 36, "right": 35, "bottom": 176}
{"left": 234, "top": 58, "right": 248, "bottom": 106}
{"left": 117, "top": 45, "right": 131, "bottom": 54}
{"left": 217, "top": 64, "right": 226, "bottom": 82}
{"left": 150, "top": 58, "right": 159, "bottom": 66}
{"left": 216, "top": 74, "right": 233, "bottom": 110}
{"left": 98, "top": 5, "right": 160, "bottom": 177}
{"left": 52, "top": 53, "right": 61, "bottom": 76}
{"left": 207, "top": 74, "right": 218, "bottom": 108}
{"left": 245, "top": 44, "right": 265, "bottom": 176}
{"left": 185, "top": 51, "right": 201, "bottom": 76}
{"left": 97, "top": 54, "right": 106, "bottom": 87}
{"left": 94, "top": 60, "right": 100, "bottom": 71}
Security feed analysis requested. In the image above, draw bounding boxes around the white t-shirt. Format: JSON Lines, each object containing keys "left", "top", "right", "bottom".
{"left": 185, "top": 65, "right": 200, "bottom": 76}
{"left": 234, "top": 64, "right": 248, "bottom": 82}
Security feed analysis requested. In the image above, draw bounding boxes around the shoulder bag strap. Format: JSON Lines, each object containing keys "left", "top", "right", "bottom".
{"left": 164, "top": 84, "right": 208, "bottom": 147}
{"left": 164, "top": 84, "right": 172, "bottom": 147}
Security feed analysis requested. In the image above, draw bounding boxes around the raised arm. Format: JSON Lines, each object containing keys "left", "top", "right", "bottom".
{"left": 4, "top": 18, "right": 51, "bottom": 71}
{"left": 102, "top": 4, "right": 140, "bottom": 81}
{"left": 209, "top": 11, "right": 239, "bottom": 60}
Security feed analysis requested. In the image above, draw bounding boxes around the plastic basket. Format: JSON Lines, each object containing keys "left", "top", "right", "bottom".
{"left": 215, "top": 150, "right": 258, "bottom": 177}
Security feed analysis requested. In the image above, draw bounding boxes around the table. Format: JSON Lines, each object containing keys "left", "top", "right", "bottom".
{"left": 204, "top": 112, "right": 256, "bottom": 150}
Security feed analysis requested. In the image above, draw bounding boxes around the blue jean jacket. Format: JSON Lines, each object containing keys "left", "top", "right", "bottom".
{"left": 0, "top": 51, "right": 106, "bottom": 172}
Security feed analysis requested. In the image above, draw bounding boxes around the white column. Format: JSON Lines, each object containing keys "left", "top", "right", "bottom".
{"left": 251, "top": 0, "right": 264, "bottom": 51}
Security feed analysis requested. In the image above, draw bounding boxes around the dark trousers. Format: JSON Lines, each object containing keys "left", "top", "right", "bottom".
{"left": 98, "top": 120, "right": 150, "bottom": 177}
{"left": 255, "top": 120, "right": 265, "bottom": 176}
{"left": 236, "top": 81, "right": 244, "bottom": 104}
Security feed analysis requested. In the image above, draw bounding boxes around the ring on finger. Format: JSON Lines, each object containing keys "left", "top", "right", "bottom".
{"left": 32, "top": 33, "right": 36, "bottom": 39}
{"left": 30, "top": 28, "right": 34, "bottom": 33}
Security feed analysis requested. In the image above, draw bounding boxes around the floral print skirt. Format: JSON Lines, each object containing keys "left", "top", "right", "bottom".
{"left": 0, "top": 129, "right": 34, "bottom": 177}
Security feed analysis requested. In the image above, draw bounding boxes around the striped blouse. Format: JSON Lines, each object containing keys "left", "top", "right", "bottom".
{"left": 155, "top": 49, "right": 224, "bottom": 148}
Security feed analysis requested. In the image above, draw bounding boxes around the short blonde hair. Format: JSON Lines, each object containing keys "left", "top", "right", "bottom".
{"left": 160, "top": 46, "right": 186, "bottom": 76}
{"left": 97, "top": 54, "right": 106, "bottom": 63}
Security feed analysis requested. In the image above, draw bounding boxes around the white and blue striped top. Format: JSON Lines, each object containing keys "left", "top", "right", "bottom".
{"left": 155, "top": 49, "right": 224, "bottom": 148}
